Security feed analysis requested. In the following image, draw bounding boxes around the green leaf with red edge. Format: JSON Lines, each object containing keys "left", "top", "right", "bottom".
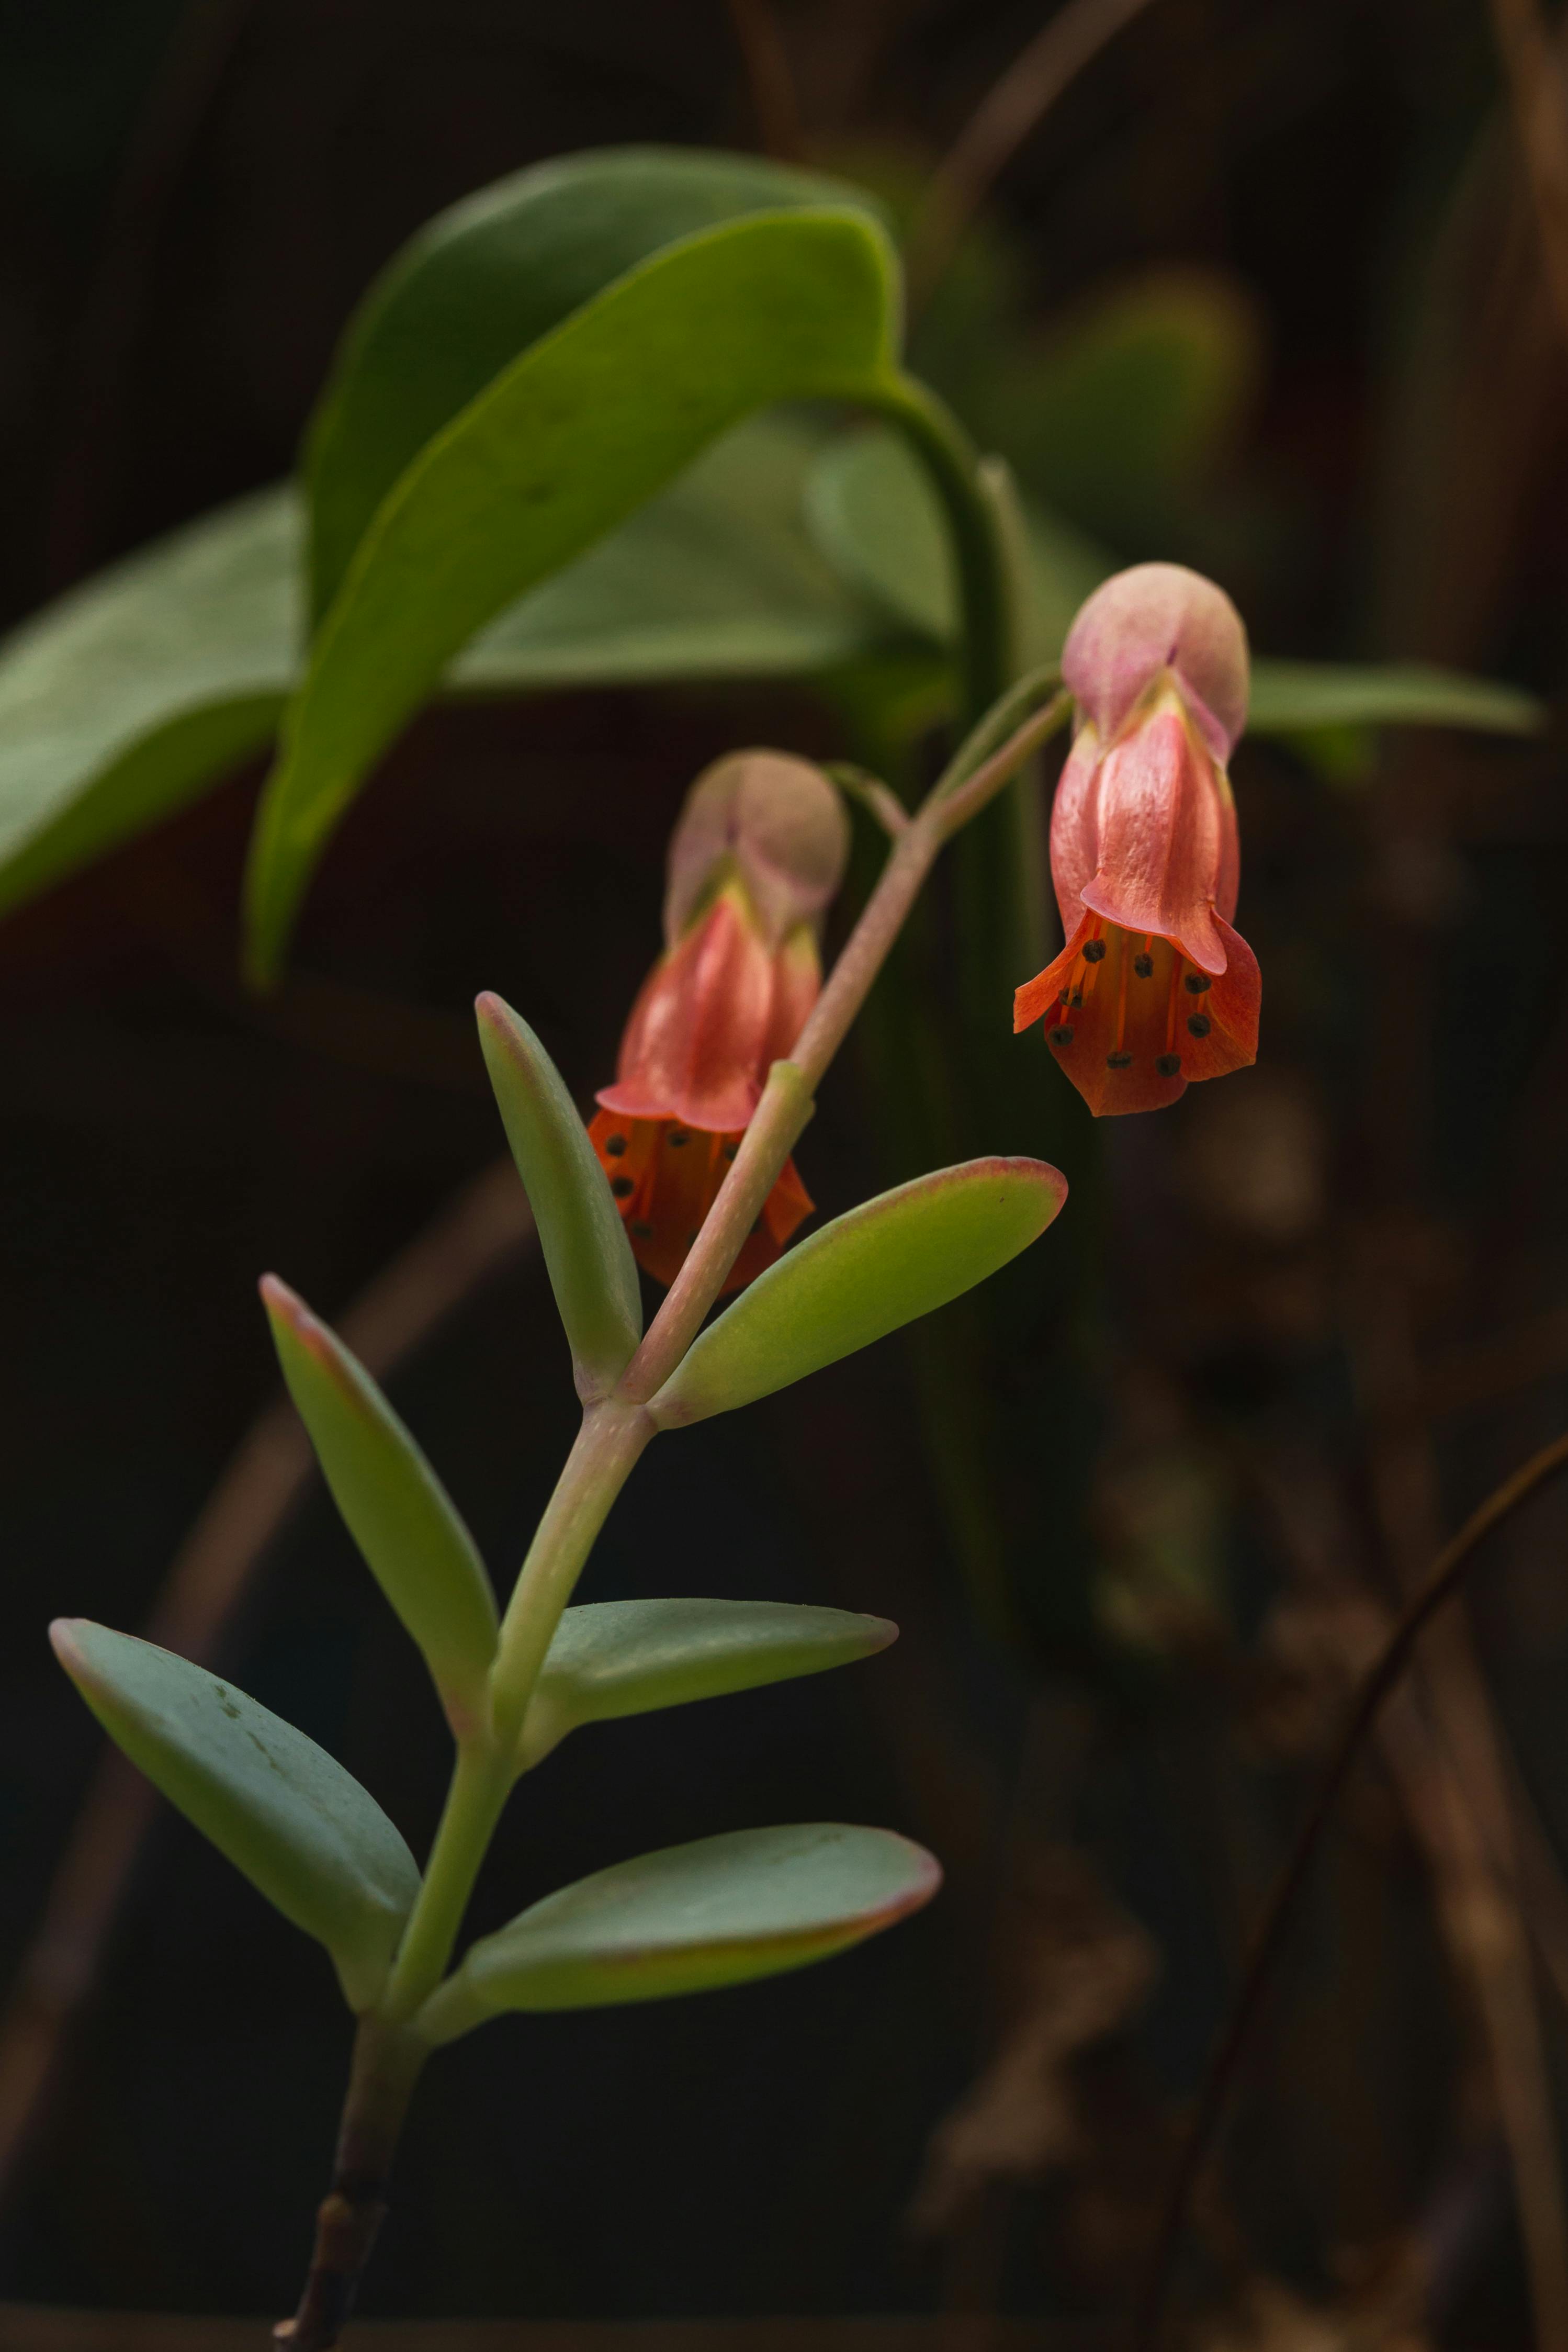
{"left": 261, "top": 1276, "right": 497, "bottom": 1725}
{"left": 475, "top": 993, "right": 641, "bottom": 1398}
{"left": 417, "top": 1822, "right": 939, "bottom": 2036}
{"left": 648, "top": 1157, "right": 1068, "bottom": 1428}
{"left": 243, "top": 205, "right": 902, "bottom": 986}
{"left": 517, "top": 1599, "right": 897, "bottom": 1769}
{"left": 50, "top": 1620, "right": 419, "bottom": 2011}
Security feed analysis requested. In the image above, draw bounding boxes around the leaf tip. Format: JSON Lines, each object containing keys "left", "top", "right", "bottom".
{"left": 48, "top": 1616, "right": 85, "bottom": 1673}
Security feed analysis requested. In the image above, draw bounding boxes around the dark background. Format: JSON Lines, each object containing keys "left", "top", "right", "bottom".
{"left": 1, "top": 0, "right": 1566, "bottom": 2338}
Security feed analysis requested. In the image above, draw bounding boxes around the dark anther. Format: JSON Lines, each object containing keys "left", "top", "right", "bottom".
{"left": 1133, "top": 953, "right": 1153, "bottom": 978}
{"left": 1155, "top": 1052, "right": 1182, "bottom": 1077}
{"left": 1187, "top": 1012, "right": 1212, "bottom": 1039}
{"left": 604, "top": 1133, "right": 627, "bottom": 1156}
{"left": 1069, "top": 988, "right": 1084, "bottom": 1008}
{"left": 1082, "top": 938, "right": 1107, "bottom": 963}
{"left": 1184, "top": 971, "right": 1212, "bottom": 994}
{"left": 611, "top": 1176, "right": 634, "bottom": 1198}
{"left": 668, "top": 1130, "right": 689, "bottom": 1147}
{"left": 1058, "top": 988, "right": 1070, "bottom": 1004}
{"left": 630, "top": 1220, "right": 654, "bottom": 1239}
{"left": 722, "top": 1143, "right": 738, "bottom": 1160}
{"left": 1107, "top": 1050, "right": 1133, "bottom": 1069}
{"left": 1051, "top": 1026, "right": 1075, "bottom": 1049}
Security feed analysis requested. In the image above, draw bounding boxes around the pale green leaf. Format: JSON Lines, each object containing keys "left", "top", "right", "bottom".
{"left": 474, "top": 995, "right": 641, "bottom": 1397}
{"left": 261, "top": 1276, "right": 497, "bottom": 1724}
{"left": 0, "top": 418, "right": 884, "bottom": 928}
{"left": 418, "top": 1822, "right": 939, "bottom": 2037}
{"left": 1247, "top": 659, "right": 1545, "bottom": 739}
{"left": 51, "top": 1619, "right": 419, "bottom": 2010}
{"left": 650, "top": 1157, "right": 1068, "bottom": 1428}
{"left": 0, "top": 488, "right": 294, "bottom": 921}
{"left": 307, "top": 144, "right": 886, "bottom": 619}
{"left": 518, "top": 1599, "right": 897, "bottom": 1768}
{"left": 243, "top": 208, "right": 901, "bottom": 984}
{"left": 804, "top": 427, "right": 1108, "bottom": 659}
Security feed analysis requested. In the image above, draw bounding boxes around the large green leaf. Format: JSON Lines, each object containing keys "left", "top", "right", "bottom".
{"left": 805, "top": 426, "right": 1107, "bottom": 660}
{"left": 306, "top": 145, "right": 884, "bottom": 620}
{"left": 475, "top": 995, "right": 641, "bottom": 1399}
{"left": 0, "top": 418, "right": 885, "bottom": 928}
{"left": 0, "top": 488, "right": 294, "bottom": 921}
{"left": 261, "top": 1277, "right": 498, "bottom": 1728}
{"left": 51, "top": 1620, "right": 419, "bottom": 2010}
{"left": 244, "top": 207, "right": 901, "bottom": 985}
{"left": 458, "top": 411, "right": 881, "bottom": 691}
{"left": 517, "top": 1599, "right": 897, "bottom": 1768}
{"left": 418, "top": 1822, "right": 939, "bottom": 2037}
{"left": 1246, "top": 659, "right": 1545, "bottom": 738}
{"left": 650, "top": 1157, "right": 1069, "bottom": 1428}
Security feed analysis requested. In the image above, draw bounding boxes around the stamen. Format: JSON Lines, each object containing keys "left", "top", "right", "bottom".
{"left": 668, "top": 1131, "right": 690, "bottom": 1148}
{"left": 1185, "top": 972, "right": 1212, "bottom": 994}
{"left": 1113, "top": 937, "right": 1130, "bottom": 1056}
{"left": 611, "top": 1176, "right": 634, "bottom": 1199}
{"left": 1155, "top": 1052, "right": 1182, "bottom": 1078}
{"left": 630, "top": 1220, "right": 654, "bottom": 1239}
{"left": 1187, "top": 1012, "right": 1212, "bottom": 1038}
{"left": 1069, "top": 988, "right": 1084, "bottom": 1009}
{"left": 1107, "top": 1051, "right": 1133, "bottom": 1069}
{"left": 604, "top": 1133, "right": 627, "bottom": 1156}
{"left": 1133, "top": 952, "right": 1153, "bottom": 978}
{"left": 1051, "top": 1026, "right": 1075, "bottom": 1049}
{"left": 1165, "top": 963, "right": 1181, "bottom": 1055}
{"left": 1082, "top": 938, "right": 1107, "bottom": 964}
{"left": 722, "top": 1143, "right": 738, "bottom": 1161}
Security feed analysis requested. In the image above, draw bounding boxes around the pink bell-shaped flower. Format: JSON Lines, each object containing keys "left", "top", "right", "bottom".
{"left": 1014, "top": 563, "right": 1260, "bottom": 1116}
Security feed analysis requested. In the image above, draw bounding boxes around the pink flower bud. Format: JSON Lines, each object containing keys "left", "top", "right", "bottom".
{"left": 663, "top": 749, "right": 850, "bottom": 950}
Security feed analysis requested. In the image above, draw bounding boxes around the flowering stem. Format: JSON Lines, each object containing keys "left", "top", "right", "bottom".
{"left": 280, "top": 674, "right": 1069, "bottom": 2350}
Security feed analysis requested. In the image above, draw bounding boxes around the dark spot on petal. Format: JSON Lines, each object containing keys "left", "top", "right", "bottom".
{"left": 611, "top": 1176, "right": 634, "bottom": 1198}
{"left": 630, "top": 1220, "right": 654, "bottom": 1239}
{"left": 1187, "top": 1012, "right": 1212, "bottom": 1038}
{"left": 604, "top": 1133, "right": 626, "bottom": 1156}
{"left": 1051, "top": 1027, "right": 1075, "bottom": 1049}
{"left": 1155, "top": 1052, "right": 1182, "bottom": 1077}
{"left": 722, "top": 1143, "right": 738, "bottom": 1160}
{"left": 1106, "top": 1051, "right": 1133, "bottom": 1068}
{"left": 1082, "top": 938, "right": 1107, "bottom": 963}
{"left": 1185, "top": 972, "right": 1212, "bottom": 994}
{"left": 1133, "top": 953, "right": 1153, "bottom": 977}
{"left": 668, "top": 1130, "right": 689, "bottom": 1147}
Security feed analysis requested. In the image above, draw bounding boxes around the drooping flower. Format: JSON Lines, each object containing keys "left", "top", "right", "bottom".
{"left": 1013, "top": 562, "right": 1260, "bottom": 1117}
{"left": 590, "top": 749, "right": 849, "bottom": 1290}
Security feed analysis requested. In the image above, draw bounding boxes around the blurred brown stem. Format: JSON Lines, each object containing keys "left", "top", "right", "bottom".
{"left": 1131, "top": 1423, "right": 1568, "bottom": 2352}
{"left": 1490, "top": 0, "right": 1568, "bottom": 347}
{"left": 906, "top": 0, "right": 1158, "bottom": 314}
{"left": 724, "top": 0, "right": 804, "bottom": 162}
{"left": 0, "top": 1161, "right": 534, "bottom": 2210}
